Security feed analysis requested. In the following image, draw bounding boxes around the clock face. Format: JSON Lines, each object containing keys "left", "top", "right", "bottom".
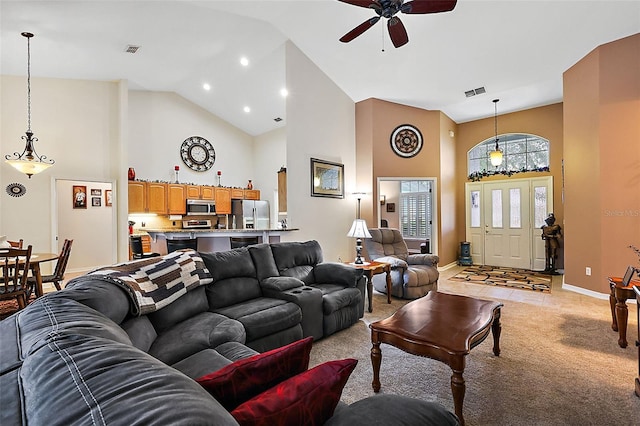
{"left": 390, "top": 124, "right": 423, "bottom": 158}
{"left": 181, "top": 136, "right": 215, "bottom": 172}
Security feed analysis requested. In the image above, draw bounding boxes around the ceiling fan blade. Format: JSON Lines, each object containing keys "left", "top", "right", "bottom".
{"left": 387, "top": 16, "right": 408, "bottom": 48}
{"left": 402, "top": 0, "right": 457, "bottom": 14}
{"left": 337, "top": 0, "right": 381, "bottom": 10}
{"left": 340, "top": 16, "right": 381, "bottom": 43}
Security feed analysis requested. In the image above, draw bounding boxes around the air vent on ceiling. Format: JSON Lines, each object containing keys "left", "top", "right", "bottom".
{"left": 465, "top": 86, "right": 486, "bottom": 98}
{"left": 273, "top": 117, "right": 283, "bottom": 122}
{"left": 124, "top": 45, "right": 141, "bottom": 54}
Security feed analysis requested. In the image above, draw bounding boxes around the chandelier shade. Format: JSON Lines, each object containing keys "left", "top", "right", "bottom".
{"left": 489, "top": 98, "right": 503, "bottom": 167}
{"left": 4, "top": 32, "right": 54, "bottom": 178}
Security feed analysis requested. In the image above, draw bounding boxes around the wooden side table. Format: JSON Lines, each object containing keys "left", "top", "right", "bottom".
{"left": 634, "top": 285, "right": 640, "bottom": 398}
{"left": 608, "top": 276, "right": 639, "bottom": 348}
{"left": 346, "top": 261, "right": 391, "bottom": 312}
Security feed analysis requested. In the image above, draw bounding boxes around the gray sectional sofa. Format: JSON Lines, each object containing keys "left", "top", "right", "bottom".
{"left": 0, "top": 240, "right": 459, "bottom": 425}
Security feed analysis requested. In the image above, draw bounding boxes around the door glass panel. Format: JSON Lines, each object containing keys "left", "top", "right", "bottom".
{"left": 534, "top": 186, "right": 547, "bottom": 227}
{"left": 470, "top": 190, "right": 480, "bottom": 228}
{"left": 492, "top": 189, "right": 503, "bottom": 228}
{"left": 509, "top": 188, "right": 521, "bottom": 228}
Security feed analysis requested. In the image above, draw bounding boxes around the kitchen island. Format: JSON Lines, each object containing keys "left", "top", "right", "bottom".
{"left": 142, "top": 228, "right": 299, "bottom": 254}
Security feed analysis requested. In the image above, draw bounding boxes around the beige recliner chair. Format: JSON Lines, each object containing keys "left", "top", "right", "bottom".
{"left": 364, "top": 228, "right": 439, "bottom": 299}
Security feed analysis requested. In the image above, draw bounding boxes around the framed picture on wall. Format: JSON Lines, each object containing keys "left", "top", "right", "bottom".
{"left": 386, "top": 202, "right": 395, "bottom": 213}
{"left": 92, "top": 197, "right": 102, "bottom": 207}
{"left": 105, "top": 190, "right": 112, "bottom": 207}
{"left": 310, "top": 158, "right": 344, "bottom": 198}
{"left": 73, "top": 185, "right": 87, "bottom": 209}
{"left": 91, "top": 188, "right": 102, "bottom": 196}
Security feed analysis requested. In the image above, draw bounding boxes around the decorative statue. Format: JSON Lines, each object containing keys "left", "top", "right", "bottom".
{"left": 541, "top": 213, "right": 562, "bottom": 274}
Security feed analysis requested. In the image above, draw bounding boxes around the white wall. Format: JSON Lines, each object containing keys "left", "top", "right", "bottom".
{"left": 284, "top": 42, "right": 356, "bottom": 263}
{"left": 128, "top": 91, "right": 255, "bottom": 187}
{"left": 253, "top": 127, "right": 286, "bottom": 226}
{"left": 1, "top": 75, "right": 123, "bottom": 267}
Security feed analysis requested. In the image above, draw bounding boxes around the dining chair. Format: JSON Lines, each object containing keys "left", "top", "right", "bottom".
{"left": 8, "top": 239, "right": 24, "bottom": 248}
{"left": 27, "top": 239, "right": 73, "bottom": 292}
{"left": 1, "top": 245, "right": 33, "bottom": 310}
{"left": 130, "top": 236, "right": 160, "bottom": 259}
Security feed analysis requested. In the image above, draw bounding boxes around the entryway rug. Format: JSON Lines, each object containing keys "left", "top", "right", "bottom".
{"left": 450, "top": 265, "right": 552, "bottom": 292}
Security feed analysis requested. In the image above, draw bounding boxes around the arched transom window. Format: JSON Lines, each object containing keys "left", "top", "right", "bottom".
{"left": 468, "top": 133, "right": 550, "bottom": 179}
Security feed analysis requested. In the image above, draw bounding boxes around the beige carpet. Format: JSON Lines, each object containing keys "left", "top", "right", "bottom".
{"left": 310, "top": 267, "right": 639, "bottom": 425}
{"left": 450, "top": 265, "right": 552, "bottom": 293}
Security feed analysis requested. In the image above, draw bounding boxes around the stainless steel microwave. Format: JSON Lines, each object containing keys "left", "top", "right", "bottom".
{"left": 186, "top": 199, "right": 216, "bottom": 215}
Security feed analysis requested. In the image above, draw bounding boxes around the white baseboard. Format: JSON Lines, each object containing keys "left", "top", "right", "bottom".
{"left": 562, "top": 277, "right": 637, "bottom": 304}
{"left": 439, "top": 262, "right": 459, "bottom": 271}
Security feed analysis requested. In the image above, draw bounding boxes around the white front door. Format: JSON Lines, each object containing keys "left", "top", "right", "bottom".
{"left": 483, "top": 181, "right": 531, "bottom": 269}
{"left": 465, "top": 177, "right": 553, "bottom": 270}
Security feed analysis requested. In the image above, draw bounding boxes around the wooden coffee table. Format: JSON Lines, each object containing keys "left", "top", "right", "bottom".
{"left": 370, "top": 291, "right": 503, "bottom": 425}
{"left": 346, "top": 261, "right": 391, "bottom": 312}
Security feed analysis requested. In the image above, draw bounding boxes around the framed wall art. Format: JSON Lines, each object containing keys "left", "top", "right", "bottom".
{"left": 105, "top": 190, "right": 112, "bottom": 207}
{"left": 310, "top": 158, "right": 344, "bottom": 199}
{"left": 386, "top": 202, "right": 396, "bottom": 213}
{"left": 92, "top": 197, "right": 102, "bottom": 207}
{"left": 73, "top": 185, "right": 87, "bottom": 209}
{"left": 91, "top": 188, "right": 102, "bottom": 196}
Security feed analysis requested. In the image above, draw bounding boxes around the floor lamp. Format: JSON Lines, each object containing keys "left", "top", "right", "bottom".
{"left": 347, "top": 195, "right": 371, "bottom": 264}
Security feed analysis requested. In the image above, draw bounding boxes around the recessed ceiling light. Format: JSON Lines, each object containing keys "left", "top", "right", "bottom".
{"left": 240, "top": 57, "right": 249, "bottom": 67}
{"left": 280, "top": 88, "right": 289, "bottom": 97}
{"left": 203, "top": 83, "right": 211, "bottom": 91}
{"left": 243, "top": 106, "right": 251, "bottom": 113}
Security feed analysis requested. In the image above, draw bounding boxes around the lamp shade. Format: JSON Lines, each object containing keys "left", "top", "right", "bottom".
{"left": 489, "top": 149, "right": 503, "bottom": 166}
{"left": 347, "top": 219, "right": 372, "bottom": 239}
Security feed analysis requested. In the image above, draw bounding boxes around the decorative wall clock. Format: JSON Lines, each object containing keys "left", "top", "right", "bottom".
{"left": 6, "top": 183, "right": 26, "bottom": 197}
{"left": 390, "top": 124, "right": 423, "bottom": 158}
{"left": 180, "top": 136, "right": 216, "bottom": 172}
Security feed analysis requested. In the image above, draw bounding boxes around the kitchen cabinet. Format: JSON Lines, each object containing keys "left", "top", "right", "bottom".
{"left": 215, "top": 187, "right": 232, "bottom": 214}
{"left": 128, "top": 181, "right": 167, "bottom": 214}
{"left": 167, "top": 184, "right": 187, "bottom": 215}
{"left": 231, "top": 188, "right": 244, "bottom": 199}
{"left": 278, "top": 169, "right": 287, "bottom": 213}
{"left": 187, "top": 185, "right": 215, "bottom": 201}
{"left": 244, "top": 189, "right": 260, "bottom": 200}
{"left": 146, "top": 182, "right": 168, "bottom": 214}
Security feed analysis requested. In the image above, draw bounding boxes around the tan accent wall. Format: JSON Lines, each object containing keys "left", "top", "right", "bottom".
{"left": 563, "top": 33, "right": 640, "bottom": 293}
{"left": 455, "top": 103, "right": 565, "bottom": 266}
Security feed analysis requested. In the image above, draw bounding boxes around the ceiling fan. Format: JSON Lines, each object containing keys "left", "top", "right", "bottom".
{"left": 338, "top": 0, "right": 457, "bottom": 48}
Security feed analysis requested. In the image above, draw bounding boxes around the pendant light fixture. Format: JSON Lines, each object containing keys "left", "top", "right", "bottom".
{"left": 5, "top": 32, "right": 54, "bottom": 178}
{"left": 489, "top": 98, "right": 503, "bottom": 167}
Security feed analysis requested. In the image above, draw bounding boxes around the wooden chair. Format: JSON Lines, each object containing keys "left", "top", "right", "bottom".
{"left": 27, "top": 239, "right": 73, "bottom": 291}
{"left": 8, "top": 239, "right": 23, "bottom": 248}
{"left": 1, "top": 245, "right": 33, "bottom": 310}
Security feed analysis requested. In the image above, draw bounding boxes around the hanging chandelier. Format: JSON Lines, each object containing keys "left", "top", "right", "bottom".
{"left": 5, "top": 32, "right": 54, "bottom": 178}
{"left": 489, "top": 98, "right": 503, "bottom": 167}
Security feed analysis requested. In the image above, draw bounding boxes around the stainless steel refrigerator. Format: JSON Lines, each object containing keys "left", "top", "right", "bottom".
{"left": 231, "top": 200, "right": 270, "bottom": 230}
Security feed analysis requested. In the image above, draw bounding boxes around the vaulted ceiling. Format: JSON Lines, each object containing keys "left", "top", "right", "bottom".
{"left": 1, "top": 1, "right": 638, "bottom": 136}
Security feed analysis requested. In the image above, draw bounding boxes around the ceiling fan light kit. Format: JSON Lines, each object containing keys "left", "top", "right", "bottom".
{"left": 338, "top": 0, "right": 457, "bottom": 48}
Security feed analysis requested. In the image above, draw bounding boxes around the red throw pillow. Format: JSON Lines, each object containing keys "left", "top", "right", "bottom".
{"left": 230, "top": 358, "right": 358, "bottom": 426}
{"left": 196, "top": 337, "right": 313, "bottom": 411}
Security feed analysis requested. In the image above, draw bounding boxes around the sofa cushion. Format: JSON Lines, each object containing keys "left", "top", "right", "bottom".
{"left": 213, "top": 298, "right": 302, "bottom": 342}
{"left": 324, "top": 394, "right": 460, "bottom": 426}
{"left": 56, "top": 279, "right": 131, "bottom": 324}
{"left": 120, "top": 315, "right": 157, "bottom": 352}
{"left": 270, "top": 241, "right": 323, "bottom": 283}
{"left": 248, "top": 244, "right": 280, "bottom": 280}
{"left": 230, "top": 358, "right": 357, "bottom": 426}
{"left": 261, "top": 276, "right": 304, "bottom": 291}
{"left": 148, "top": 285, "right": 209, "bottom": 332}
{"left": 173, "top": 342, "right": 259, "bottom": 379}
{"left": 202, "top": 248, "right": 257, "bottom": 282}
{"left": 313, "top": 262, "right": 363, "bottom": 288}
{"left": 196, "top": 337, "right": 313, "bottom": 411}
{"left": 148, "top": 311, "right": 245, "bottom": 365}
{"left": 312, "top": 285, "right": 362, "bottom": 315}
{"left": 20, "top": 333, "right": 238, "bottom": 426}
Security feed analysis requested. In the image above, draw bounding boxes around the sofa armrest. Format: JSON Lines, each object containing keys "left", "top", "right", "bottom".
{"left": 260, "top": 276, "right": 304, "bottom": 292}
{"left": 313, "top": 262, "right": 364, "bottom": 288}
{"left": 407, "top": 254, "right": 439, "bottom": 267}
{"left": 374, "top": 256, "right": 408, "bottom": 270}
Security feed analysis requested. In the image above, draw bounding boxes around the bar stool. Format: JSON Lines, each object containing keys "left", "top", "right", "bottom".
{"left": 166, "top": 238, "right": 198, "bottom": 253}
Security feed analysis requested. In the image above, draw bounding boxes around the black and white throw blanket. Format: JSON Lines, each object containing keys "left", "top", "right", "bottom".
{"left": 69, "top": 249, "right": 212, "bottom": 316}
